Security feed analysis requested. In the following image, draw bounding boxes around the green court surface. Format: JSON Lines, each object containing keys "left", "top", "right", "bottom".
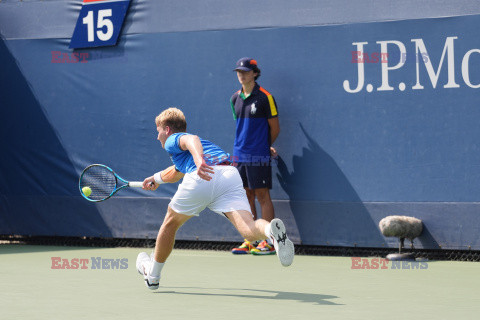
{"left": 1, "top": 245, "right": 480, "bottom": 320}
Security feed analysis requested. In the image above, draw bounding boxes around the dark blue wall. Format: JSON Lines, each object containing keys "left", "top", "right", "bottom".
{"left": 1, "top": 1, "right": 480, "bottom": 249}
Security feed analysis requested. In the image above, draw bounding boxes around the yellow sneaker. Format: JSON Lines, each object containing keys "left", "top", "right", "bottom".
{"left": 251, "top": 240, "right": 276, "bottom": 255}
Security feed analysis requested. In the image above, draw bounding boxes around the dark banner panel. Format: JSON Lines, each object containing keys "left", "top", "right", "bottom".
{"left": 1, "top": 14, "right": 479, "bottom": 248}
{"left": 2, "top": 0, "right": 480, "bottom": 40}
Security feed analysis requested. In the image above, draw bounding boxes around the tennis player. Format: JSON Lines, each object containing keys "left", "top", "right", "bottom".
{"left": 136, "top": 108, "right": 294, "bottom": 290}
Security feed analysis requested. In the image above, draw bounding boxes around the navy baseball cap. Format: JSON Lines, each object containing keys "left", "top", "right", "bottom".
{"left": 234, "top": 57, "right": 258, "bottom": 71}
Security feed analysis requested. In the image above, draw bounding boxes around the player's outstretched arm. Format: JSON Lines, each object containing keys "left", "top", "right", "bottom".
{"left": 179, "top": 135, "right": 214, "bottom": 181}
{"left": 143, "top": 165, "right": 185, "bottom": 190}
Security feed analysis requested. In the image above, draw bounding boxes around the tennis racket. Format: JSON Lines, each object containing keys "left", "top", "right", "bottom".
{"left": 79, "top": 164, "right": 144, "bottom": 202}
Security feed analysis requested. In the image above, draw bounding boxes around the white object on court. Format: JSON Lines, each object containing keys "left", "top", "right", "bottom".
{"left": 136, "top": 252, "right": 160, "bottom": 290}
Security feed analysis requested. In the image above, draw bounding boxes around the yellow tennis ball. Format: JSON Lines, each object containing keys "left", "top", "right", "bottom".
{"left": 82, "top": 186, "right": 92, "bottom": 197}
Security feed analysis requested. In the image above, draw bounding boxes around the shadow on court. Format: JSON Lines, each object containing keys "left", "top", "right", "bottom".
{"left": 156, "top": 286, "right": 341, "bottom": 305}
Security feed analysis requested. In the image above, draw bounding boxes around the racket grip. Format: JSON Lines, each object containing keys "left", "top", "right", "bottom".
{"left": 128, "top": 181, "right": 144, "bottom": 188}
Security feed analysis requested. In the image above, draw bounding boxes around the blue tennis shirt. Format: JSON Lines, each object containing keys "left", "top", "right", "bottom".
{"left": 165, "top": 133, "right": 230, "bottom": 173}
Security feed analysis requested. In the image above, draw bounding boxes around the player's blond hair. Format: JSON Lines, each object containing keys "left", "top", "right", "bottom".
{"left": 155, "top": 107, "right": 187, "bottom": 132}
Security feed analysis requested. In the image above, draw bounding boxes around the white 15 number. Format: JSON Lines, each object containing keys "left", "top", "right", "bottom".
{"left": 83, "top": 9, "right": 114, "bottom": 42}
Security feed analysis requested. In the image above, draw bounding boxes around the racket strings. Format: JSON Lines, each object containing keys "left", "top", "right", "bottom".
{"left": 80, "top": 166, "right": 117, "bottom": 200}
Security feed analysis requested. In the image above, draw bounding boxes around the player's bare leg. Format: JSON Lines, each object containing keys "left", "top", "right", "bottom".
{"left": 154, "top": 206, "right": 192, "bottom": 262}
{"left": 225, "top": 210, "right": 294, "bottom": 266}
{"left": 231, "top": 190, "right": 259, "bottom": 254}
{"left": 225, "top": 210, "right": 269, "bottom": 241}
{"left": 137, "top": 206, "right": 191, "bottom": 290}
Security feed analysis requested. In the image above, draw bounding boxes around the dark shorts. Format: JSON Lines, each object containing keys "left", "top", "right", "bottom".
{"left": 235, "top": 162, "right": 272, "bottom": 189}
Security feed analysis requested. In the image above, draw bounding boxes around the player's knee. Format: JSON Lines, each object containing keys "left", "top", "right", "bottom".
{"left": 162, "top": 216, "right": 179, "bottom": 228}
{"left": 238, "top": 222, "right": 257, "bottom": 241}
{"left": 161, "top": 207, "right": 186, "bottom": 230}
{"left": 240, "top": 227, "right": 256, "bottom": 242}
{"left": 255, "top": 189, "right": 271, "bottom": 203}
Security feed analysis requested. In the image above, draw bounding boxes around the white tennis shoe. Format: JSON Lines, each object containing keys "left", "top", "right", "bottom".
{"left": 269, "top": 218, "right": 295, "bottom": 267}
{"left": 136, "top": 252, "right": 160, "bottom": 290}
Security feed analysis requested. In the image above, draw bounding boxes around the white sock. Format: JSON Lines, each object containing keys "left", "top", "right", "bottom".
{"left": 150, "top": 260, "right": 164, "bottom": 278}
{"left": 264, "top": 223, "right": 272, "bottom": 239}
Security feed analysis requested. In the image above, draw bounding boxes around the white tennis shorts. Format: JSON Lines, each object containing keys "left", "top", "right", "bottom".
{"left": 169, "top": 165, "right": 251, "bottom": 216}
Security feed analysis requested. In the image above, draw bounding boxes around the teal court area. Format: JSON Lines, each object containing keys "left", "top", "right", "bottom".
{"left": 1, "top": 245, "right": 479, "bottom": 320}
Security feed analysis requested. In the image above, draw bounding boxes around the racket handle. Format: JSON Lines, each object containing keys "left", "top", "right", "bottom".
{"left": 128, "top": 181, "right": 144, "bottom": 188}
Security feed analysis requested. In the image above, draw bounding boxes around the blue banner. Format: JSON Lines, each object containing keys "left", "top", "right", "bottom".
{"left": 2, "top": 12, "right": 480, "bottom": 249}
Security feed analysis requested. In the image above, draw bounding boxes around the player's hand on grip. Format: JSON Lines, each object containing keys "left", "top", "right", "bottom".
{"left": 197, "top": 158, "right": 214, "bottom": 181}
{"left": 142, "top": 176, "right": 159, "bottom": 190}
